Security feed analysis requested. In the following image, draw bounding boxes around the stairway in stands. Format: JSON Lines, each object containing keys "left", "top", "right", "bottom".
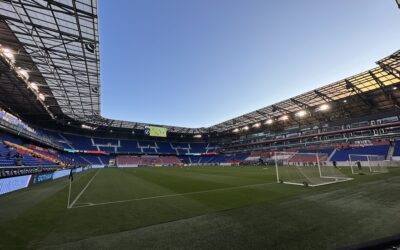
{"left": 386, "top": 143, "right": 395, "bottom": 160}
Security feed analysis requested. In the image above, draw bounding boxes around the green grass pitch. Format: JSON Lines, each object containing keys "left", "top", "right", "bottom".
{"left": 0, "top": 166, "right": 400, "bottom": 249}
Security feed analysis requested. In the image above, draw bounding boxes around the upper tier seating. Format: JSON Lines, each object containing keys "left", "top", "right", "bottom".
{"left": 190, "top": 143, "right": 209, "bottom": 153}
{"left": 47, "top": 131, "right": 214, "bottom": 154}
{"left": 92, "top": 137, "right": 118, "bottom": 146}
{"left": 43, "top": 130, "right": 73, "bottom": 149}
{"left": 61, "top": 133, "right": 97, "bottom": 151}
{"left": 119, "top": 140, "right": 141, "bottom": 153}
{"left": 156, "top": 142, "right": 175, "bottom": 154}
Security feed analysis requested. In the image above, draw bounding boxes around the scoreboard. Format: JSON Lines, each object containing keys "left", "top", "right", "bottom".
{"left": 145, "top": 126, "right": 167, "bottom": 137}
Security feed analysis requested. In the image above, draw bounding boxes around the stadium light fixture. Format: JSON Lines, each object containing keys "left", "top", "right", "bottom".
{"left": 17, "top": 68, "right": 29, "bottom": 80}
{"left": 393, "top": 86, "right": 398, "bottom": 90}
{"left": 265, "top": 118, "right": 274, "bottom": 125}
{"left": 279, "top": 115, "right": 289, "bottom": 121}
{"left": 343, "top": 99, "right": 347, "bottom": 103}
{"left": 233, "top": 128, "right": 239, "bottom": 133}
{"left": 252, "top": 123, "right": 261, "bottom": 128}
{"left": 38, "top": 93, "right": 46, "bottom": 101}
{"left": 316, "top": 104, "right": 330, "bottom": 112}
{"left": 81, "top": 124, "right": 96, "bottom": 130}
{"left": 242, "top": 126, "right": 249, "bottom": 131}
{"left": 295, "top": 110, "right": 307, "bottom": 118}
{"left": 0, "top": 46, "right": 15, "bottom": 63}
{"left": 29, "top": 82, "right": 39, "bottom": 92}
{"left": 193, "top": 134, "right": 202, "bottom": 138}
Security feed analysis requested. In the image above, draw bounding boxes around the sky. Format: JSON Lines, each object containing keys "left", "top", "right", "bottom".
{"left": 99, "top": 0, "right": 400, "bottom": 128}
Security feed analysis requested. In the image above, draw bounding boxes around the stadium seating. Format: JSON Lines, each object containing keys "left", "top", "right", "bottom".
{"left": 181, "top": 153, "right": 249, "bottom": 164}
{"left": 42, "top": 130, "right": 214, "bottom": 155}
{"left": 117, "top": 155, "right": 182, "bottom": 166}
{"left": 190, "top": 143, "right": 208, "bottom": 153}
{"left": 119, "top": 140, "right": 141, "bottom": 153}
{"left": 298, "top": 147, "right": 335, "bottom": 156}
{"left": 117, "top": 155, "right": 141, "bottom": 165}
{"left": 393, "top": 140, "right": 400, "bottom": 157}
{"left": 61, "top": 133, "right": 97, "bottom": 151}
{"left": 330, "top": 145, "right": 389, "bottom": 161}
{"left": 156, "top": 142, "right": 176, "bottom": 154}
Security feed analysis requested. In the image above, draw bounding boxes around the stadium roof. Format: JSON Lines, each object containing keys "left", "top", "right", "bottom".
{"left": 0, "top": 0, "right": 399, "bottom": 135}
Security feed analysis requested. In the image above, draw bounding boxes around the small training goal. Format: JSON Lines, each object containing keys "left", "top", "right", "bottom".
{"left": 275, "top": 152, "right": 353, "bottom": 187}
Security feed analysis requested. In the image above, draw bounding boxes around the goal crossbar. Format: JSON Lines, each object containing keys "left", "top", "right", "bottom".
{"left": 275, "top": 152, "right": 353, "bottom": 187}
{"left": 348, "top": 154, "right": 388, "bottom": 175}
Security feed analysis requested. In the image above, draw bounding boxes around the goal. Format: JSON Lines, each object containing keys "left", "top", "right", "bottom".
{"left": 275, "top": 152, "right": 353, "bottom": 187}
{"left": 348, "top": 154, "right": 388, "bottom": 174}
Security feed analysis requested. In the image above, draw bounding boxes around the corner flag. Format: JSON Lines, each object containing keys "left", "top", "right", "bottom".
{"left": 69, "top": 169, "right": 74, "bottom": 182}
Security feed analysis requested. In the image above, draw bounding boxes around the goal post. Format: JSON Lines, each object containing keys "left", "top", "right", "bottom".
{"left": 348, "top": 154, "right": 388, "bottom": 174}
{"left": 275, "top": 152, "right": 353, "bottom": 187}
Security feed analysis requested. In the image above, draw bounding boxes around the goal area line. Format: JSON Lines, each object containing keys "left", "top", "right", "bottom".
{"left": 279, "top": 177, "right": 353, "bottom": 187}
{"left": 67, "top": 169, "right": 101, "bottom": 209}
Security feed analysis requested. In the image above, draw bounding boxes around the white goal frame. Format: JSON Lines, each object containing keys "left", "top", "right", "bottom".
{"left": 275, "top": 152, "right": 353, "bottom": 187}
{"left": 348, "top": 154, "right": 388, "bottom": 175}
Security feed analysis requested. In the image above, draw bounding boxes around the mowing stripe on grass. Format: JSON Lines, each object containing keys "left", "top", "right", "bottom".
{"left": 67, "top": 180, "right": 72, "bottom": 208}
{"left": 68, "top": 169, "right": 101, "bottom": 208}
{"left": 72, "top": 181, "right": 276, "bottom": 209}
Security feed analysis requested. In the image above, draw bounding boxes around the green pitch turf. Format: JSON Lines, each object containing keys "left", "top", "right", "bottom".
{"left": 0, "top": 166, "right": 400, "bottom": 249}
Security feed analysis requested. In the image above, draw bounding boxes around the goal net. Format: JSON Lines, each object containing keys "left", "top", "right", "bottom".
{"left": 275, "top": 152, "right": 352, "bottom": 187}
{"left": 348, "top": 154, "right": 388, "bottom": 174}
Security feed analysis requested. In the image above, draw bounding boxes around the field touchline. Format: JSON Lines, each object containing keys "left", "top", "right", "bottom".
{"left": 72, "top": 181, "right": 276, "bottom": 209}
{"left": 68, "top": 169, "right": 101, "bottom": 209}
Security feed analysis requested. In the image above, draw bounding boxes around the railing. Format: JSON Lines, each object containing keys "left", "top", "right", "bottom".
{"left": 0, "top": 119, "right": 62, "bottom": 150}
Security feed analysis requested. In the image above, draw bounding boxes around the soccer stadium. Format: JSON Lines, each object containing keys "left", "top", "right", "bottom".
{"left": 0, "top": 1, "right": 400, "bottom": 249}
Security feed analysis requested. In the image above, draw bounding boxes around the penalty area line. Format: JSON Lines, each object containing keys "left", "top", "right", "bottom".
{"left": 72, "top": 181, "right": 275, "bottom": 209}
{"left": 68, "top": 169, "right": 101, "bottom": 209}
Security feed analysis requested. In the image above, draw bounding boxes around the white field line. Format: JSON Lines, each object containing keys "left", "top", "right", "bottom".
{"left": 68, "top": 169, "right": 101, "bottom": 208}
{"left": 66, "top": 168, "right": 93, "bottom": 208}
{"left": 72, "top": 181, "right": 275, "bottom": 209}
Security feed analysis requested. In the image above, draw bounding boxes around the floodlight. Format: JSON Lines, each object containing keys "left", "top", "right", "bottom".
{"left": 243, "top": 126, "right": 249, "bottom": 131}
{"left": 343, "top": 100, "right": 347, "bottom": 103}
{"left": 393, "top": 86, "right": 398, "bottom": 90}
{"left": 265, "top": 119, "right": 274, "bottom": 125}
{"left": 295, "top": 110, "right": 307, "bottom": 117}
{"left": 29, "top": 82, "right": 39, "bottom": 92}
{"left": 316, "top": 104, "right": 330, "bottom": 112}
{"left": 81, "top": 124, "right": 97, "bottom": 130}
{"left": 0, "top": 47, "right": 15, "bottom": 63}
{"left": 279, "top": 115, "right": 289, "bottom": 121}
{"left": 17, "top": 68, "right": 29, "bottom": 80}
{"left": 233, "top": 128, "right": 239, "bottom": 133}
{"left": 252, "top": 123, "right": 261, "bottom": 128}
{"left": 38, "top": 93, "right": 45, "bottom": 101}
{"left": 193, "top": 134, "right": 202, "bottom": 138}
